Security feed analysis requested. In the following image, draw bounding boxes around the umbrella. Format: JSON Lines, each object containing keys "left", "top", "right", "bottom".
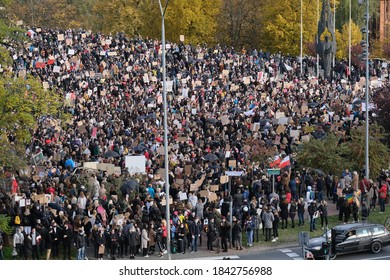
{"left": 207, "top": 118, "right": 218, "bottom": 124}
{"left": 145, "top": 97, "right": 155, "bottom": 104}
{"left": 146, "top": 113, "right": 157, "bottom": 119}
{"left": 229, "top": 107, "right": 242, "bottom": 114}
{"left": 104, "top": 150, "right": 120, "bottom": 158}
{"left": 308, "top": 102, "right": 319, "bottom": 108}
{"left": 133, "top": 144, "right": 147, "bottom": 153}
{"left": 120, "top": 179, "right": 140, "bottom": 194}
{"left": 311, "top": 168, "right": 325, "bottom": 176}
{"left": 203, "top": 153, "right": 219, "bottom": 162}
{"left": 353, "top": 100, "right": 363, "bottom": 107}
{"left": 259, "top": 119, "right": 271, "bottom": 124}
{"left": 299, "top": 117, "right": 310, "bottom": 123}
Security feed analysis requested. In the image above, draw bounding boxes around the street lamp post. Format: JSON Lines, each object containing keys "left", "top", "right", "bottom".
{"left": 316, "top": 0, "right": 319, "bottom": 78}
{"left": 158, "top": 0, "right": 171, "bottom": 260}
{"left": 348, "top": 0, "right": 352, "bottom": 76}
{"left": 300, "top": 0, "right": 303, "bottom": 76}
{"left": 358, "top": 0, "right": 370, "bottom": 179}
{"left": 364, "top": 0, "right": 370, "bottom": 180}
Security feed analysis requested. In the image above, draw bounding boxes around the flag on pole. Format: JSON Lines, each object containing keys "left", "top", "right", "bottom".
{"left": 269, "top": 155, "right": 281, "bottom": 168}
{"left": 278, "top": 156, "right": 291, "bottom": 169}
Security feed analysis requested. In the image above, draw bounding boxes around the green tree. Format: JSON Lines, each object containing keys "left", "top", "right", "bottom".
{"left": 335, "top": 0, "right": 379, "bottom": 31}
{"left": 295, "top": 134, "right": 348, "bottom": 176}
{"left": 0, "top": 76, "right": 62, "bottom": 144}
{"left": 0, "top": 214, "right": 12, "bottom": 235}
{"left": 343, "top": 125, "right": 389, "bottom": 180}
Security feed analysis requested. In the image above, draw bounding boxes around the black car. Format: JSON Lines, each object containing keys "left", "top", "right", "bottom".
{"left": 304, "top": 223, "right": 390, "bottom": 259}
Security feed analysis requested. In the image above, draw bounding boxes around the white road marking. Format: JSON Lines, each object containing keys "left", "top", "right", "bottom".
{"left": 279, "top": 249, "right": 292, "bottom": 253}
{"left": 286, "top": 252, "right": 300, "bottom": 258}
{"left": 189, "top": 255, "right": 240, "bottom": 260}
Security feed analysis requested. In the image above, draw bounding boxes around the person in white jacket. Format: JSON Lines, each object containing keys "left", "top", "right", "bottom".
{"left": 306, "top": 186, "right": 314, "bottom": 204}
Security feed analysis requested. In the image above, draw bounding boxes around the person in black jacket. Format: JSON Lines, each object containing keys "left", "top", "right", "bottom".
{"left": 279, "top": 199, "right": 289, "bottom": 229}
{"left": 308, "top": 201, "right": 317, "bottom": 232}
{"left": 297, "top": 198, "right": 305, "bottom": 226}
{"left": 289, "top": 198, "right": 297, "bottom": 228}
{"left": 128, "top": 225, "right": 139, "bottom": 259}
{"left": 232, "top": 216, "right": 243, "bottom": 250}
{"left": 50, "top": 221, "right": 61, "bottom": 258}
{"left": 76, "top": 228, "right": 86, "bottom": 260}
{"left": 117, "top": 228, "right": 126, "bottom": 259}
{"left": 109, "top": 228, "right": 118, "bottom": 260}
{"left": 317, "top": 200, "right": 328, "bottom": 230}
{"left": 361, "top": 200, "right": 369, "bottom": 221}
{"left": 188, "top": 217, "right": 201, "bottom": 253}
{"left": 62, "top": 223, "right": 73, "bottom": 260}
{"left": 177, "top": 221, "right": 187, "bottom": 254}
{"left": 96, "top": 229, "right": 106, "bottom": 260}
{"left": 219, "top": 216, "right": 231, "bottom": 252}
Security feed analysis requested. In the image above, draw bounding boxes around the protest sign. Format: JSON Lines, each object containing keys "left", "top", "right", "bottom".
{"left": 125, "top": 155, "right": 146, "bottom": 174}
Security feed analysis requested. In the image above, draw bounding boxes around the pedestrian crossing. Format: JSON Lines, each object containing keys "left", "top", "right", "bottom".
{"left": 189, "top": 255, "right": 240, "bottom": 260}
{"left": 279, "top": 249, "right": 304, "bottom": 260}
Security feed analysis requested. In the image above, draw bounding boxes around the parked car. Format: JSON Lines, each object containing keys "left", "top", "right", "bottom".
{"left": 304, "top": 223, "right": 390, "bottom": 259}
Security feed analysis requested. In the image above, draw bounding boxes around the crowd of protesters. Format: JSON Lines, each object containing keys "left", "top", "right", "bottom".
{"left": 0, "top": 27, "right": 389, "bottom": 260}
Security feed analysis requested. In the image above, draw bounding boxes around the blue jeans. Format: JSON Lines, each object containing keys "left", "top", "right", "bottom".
{"left": 191, "top": 235, "right": 198, "bottom": 252}
{"left": 298, "top": 212, "right": 304, "bottom": 225}
{"left": 379, "top": 198, "right": 386, "bottom": 212}
{"left": 77, "top": 246, "right": 85, "bottom": 260}
{"left": 309, "top": 215, "right": 316, "bottom": 231}
{"left": 317, "top": 191, "right": 323, "bottom": 202}
{"left": 246, "top": 230, "right": 253, "bottom": 246}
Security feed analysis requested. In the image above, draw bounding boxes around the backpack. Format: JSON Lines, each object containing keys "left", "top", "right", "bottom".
{"left": 310, "top": 191, "right": 315, "bottom": 200}
{"left": 14, "top": 215, "right": 21, "bottom": 225}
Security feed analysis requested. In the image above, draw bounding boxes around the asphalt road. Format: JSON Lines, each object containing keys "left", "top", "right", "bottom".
{"left": 237, "top": 245, "right": 390, "bottom": 260}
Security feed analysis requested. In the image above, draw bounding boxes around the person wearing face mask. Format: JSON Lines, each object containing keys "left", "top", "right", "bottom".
{"left": 30, "top": 227, "right": 41, "bottom": 260}
{"left": 220, "top": 216, "right": 231, "bottom": 253}
{"left": 62, "top": 223, "right": 73, "bottom": 260}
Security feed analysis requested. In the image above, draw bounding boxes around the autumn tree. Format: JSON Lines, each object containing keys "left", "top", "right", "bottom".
{"left": 0, "top": 4, "right": 65, "bottom": 171}
{"left": 92, "top": 0, "right": 142, "bottom": 36}
{"left": 373, "top": 85, "right": 390, "bottom": 146}
{"left": 9, "top": 0, "right": 79, "bottom": 29}
{"left": 335, "top": 20, "right": 362, "bottom": 60}
{"left": 261, "top": 0, "right": 318, "bottom": 56}
{"left": 244, "top": 137, "right": 278, "bottom": 169}
{"left": 215, "top": 0, "right": 264, "bottom": 49}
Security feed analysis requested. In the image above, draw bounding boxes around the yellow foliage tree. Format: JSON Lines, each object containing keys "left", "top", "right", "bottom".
{"left": 335, "top": 20, "right": 362, "bottom": 60}
{"left": 163, "top": 0, "right": 222, "bottom": 45}
{"left": 92, "top": 0, "right": 142, "bottom": 36}
{"left": 261, "top": 0, "right": 318, "bottom": 56}
{"left": 9, "top": 0, "right": 78, "bottom": 29}
{"left": 139, "top": 0, "right": 221, "bottom": 45}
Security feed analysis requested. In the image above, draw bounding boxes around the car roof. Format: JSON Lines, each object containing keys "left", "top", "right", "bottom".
{"left": 333, "top": 223, "right": 383, "bottom": 231}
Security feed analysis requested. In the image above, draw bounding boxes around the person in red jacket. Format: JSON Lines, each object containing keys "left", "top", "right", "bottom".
{"left": 378, "top": 181, "right": 388, "bottom": 213}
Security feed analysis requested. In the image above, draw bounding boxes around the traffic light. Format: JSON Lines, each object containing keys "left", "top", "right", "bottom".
{"left": 321, "top": 242, "right": 329, "bottom": 256}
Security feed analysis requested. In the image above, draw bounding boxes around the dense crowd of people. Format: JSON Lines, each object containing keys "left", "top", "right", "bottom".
{"left": 0, "top": 27, "right": 389, "bottom": 260}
